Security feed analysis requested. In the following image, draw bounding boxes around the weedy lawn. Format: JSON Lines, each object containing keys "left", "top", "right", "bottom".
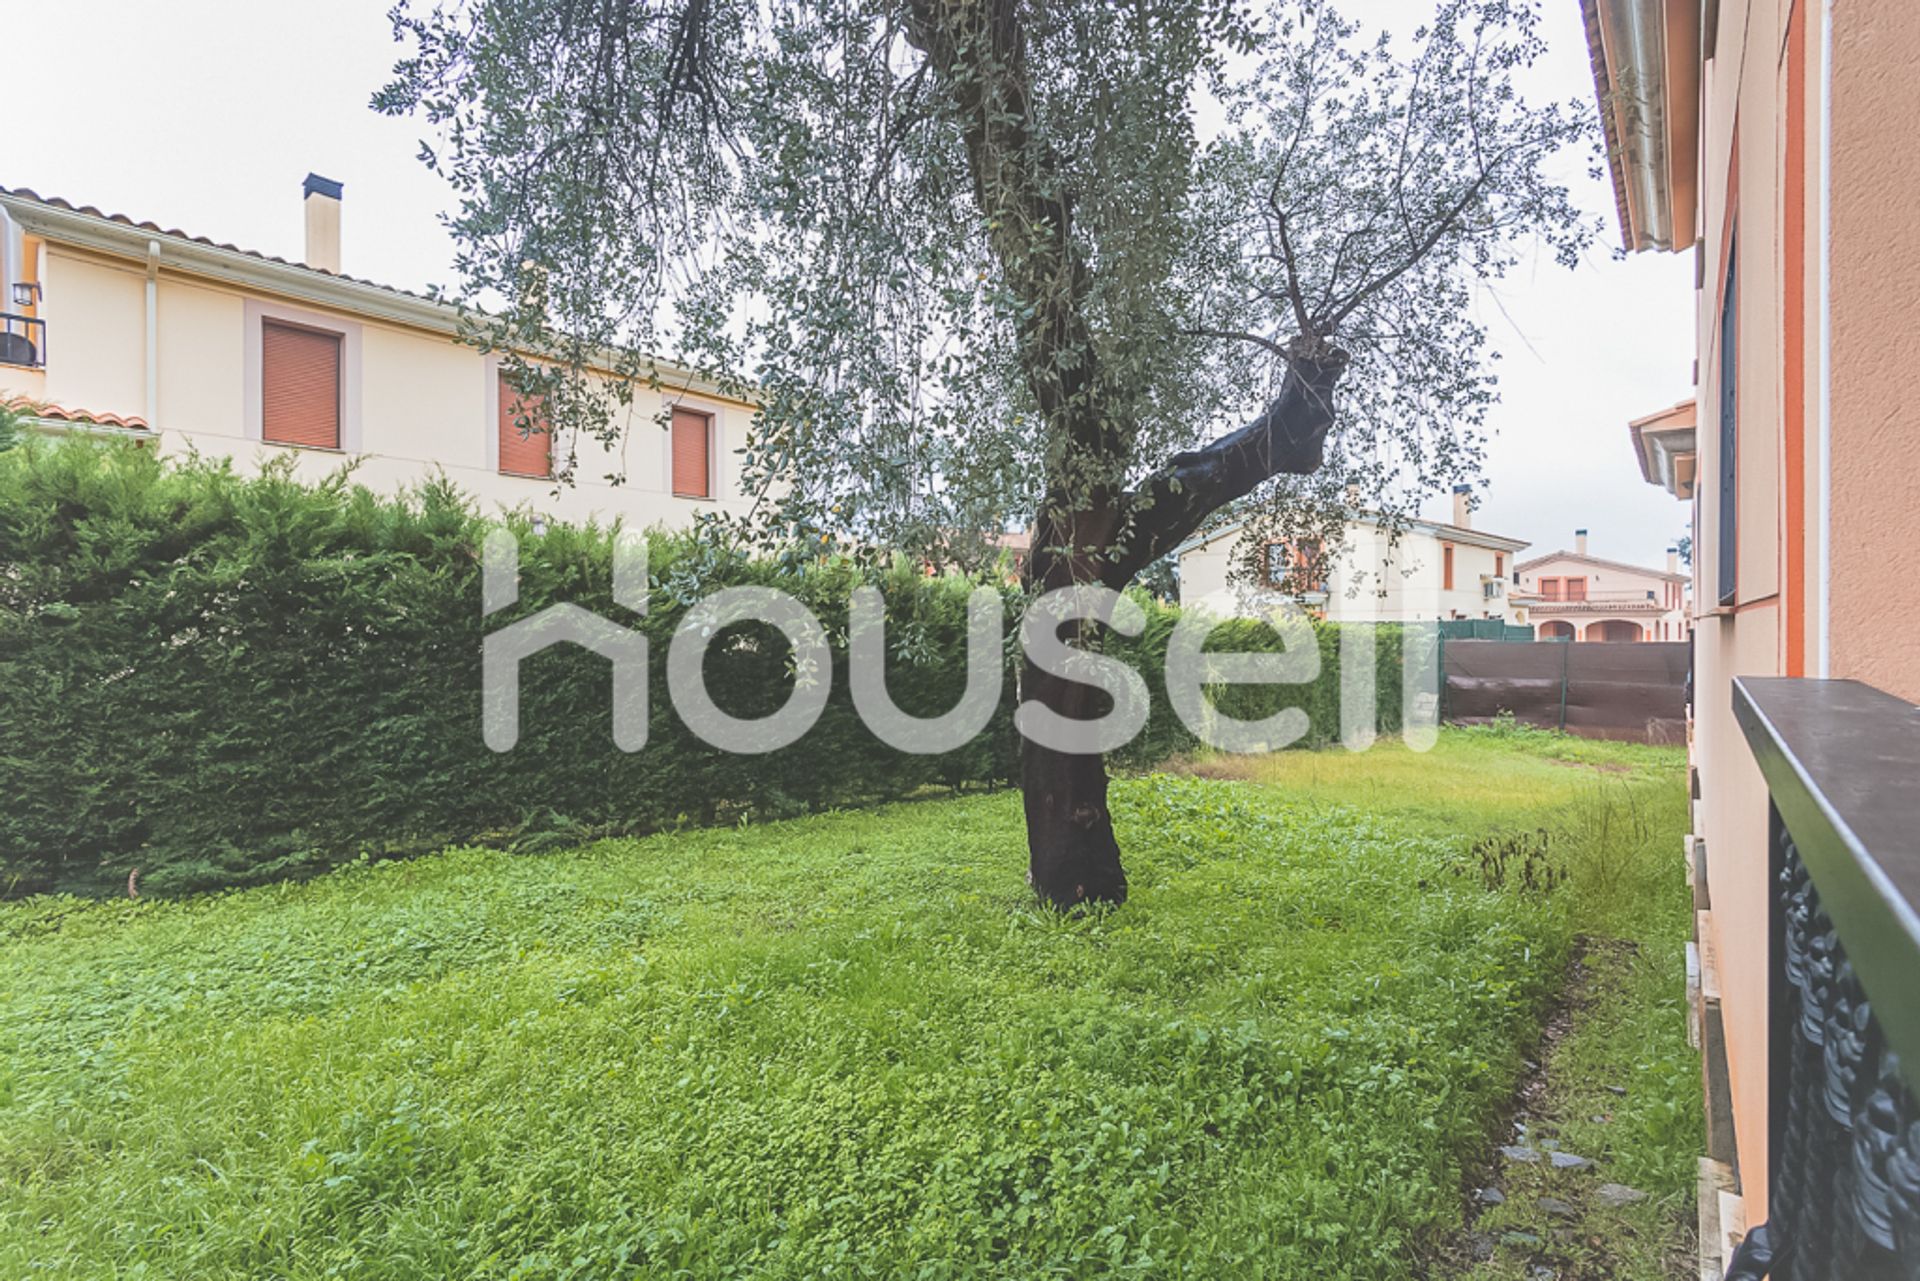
{"left": 0, "top": 729, "right": 1693, "bottom": 1279}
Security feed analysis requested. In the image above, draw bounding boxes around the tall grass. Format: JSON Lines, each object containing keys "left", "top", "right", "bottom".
{"left": 0, "top": 730, "right": 1693, "bottom": 1279}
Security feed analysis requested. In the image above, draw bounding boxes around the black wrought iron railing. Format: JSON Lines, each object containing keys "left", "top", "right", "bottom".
{"left": 0, "top": 312, "right": 45, "bottom": 368}
{"left": 1733, "top": 677, "right": 1920, "bottom": 1280}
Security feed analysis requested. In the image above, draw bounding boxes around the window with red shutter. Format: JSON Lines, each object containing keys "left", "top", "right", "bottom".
{"left": 671, "top": 408, "right": 712, "bottom": 498}
{"left": 497, "top": 374, "right": 551, "bottom": 478}
{"left": 1442, "top": 544, "right": 1455, "bottom": 591}
{"left": 261, "top": 321, "right": 341, "bottom": 448}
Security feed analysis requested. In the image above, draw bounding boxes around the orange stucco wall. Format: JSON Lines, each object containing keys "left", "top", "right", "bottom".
{"left": 1828, "top": 5, "right": 1920, "bottom": 703}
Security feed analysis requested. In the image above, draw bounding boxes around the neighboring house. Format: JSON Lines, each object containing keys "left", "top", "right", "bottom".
{"left": 1514, "top": 530, "right": 1692, "bottom": 642}
{"left": 1176, "top": 484, "right": 1530, "bottom": 624}
{"left": 0, "top": 177, "right": 762, "bottom": 529}
{"left": 1589, "top": 1, "right": 1920, "bottom": 1274}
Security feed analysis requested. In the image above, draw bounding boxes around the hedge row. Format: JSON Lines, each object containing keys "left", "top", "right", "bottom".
{"left": 0, "top": 442, "right": 1407, "bottom": 897}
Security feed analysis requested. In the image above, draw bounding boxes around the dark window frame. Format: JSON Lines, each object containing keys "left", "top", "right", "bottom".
{"left": 1718, "top": 240, "right": 1740, "bottom": 607}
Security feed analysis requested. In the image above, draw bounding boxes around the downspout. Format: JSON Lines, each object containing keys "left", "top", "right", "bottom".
{"left": 1816, "top": 0, "right": 1834, "bottom": 677}
{"left": 0, "top": 207, "right": 15, "bottom": 307}
{"left": 145, "top": 240, "right": 160, "bottom": 431}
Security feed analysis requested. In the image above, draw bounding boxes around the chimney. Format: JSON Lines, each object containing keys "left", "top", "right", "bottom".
{"left": 1452, "top": 483, "right": 1472, "bottom": 529}
{"left": 1668, "top": 547, "right": 1680, "bottom": 574}
{"left": 1575, "top": 528, "right": 1589, "bottom": 556}
{"left": 303, "top": 174, "right": 343, "bottom": 274}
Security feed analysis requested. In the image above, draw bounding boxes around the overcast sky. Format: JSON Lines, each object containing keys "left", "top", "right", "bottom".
{"left": 8, "top": 0, "right": 1697, "bottom": 570}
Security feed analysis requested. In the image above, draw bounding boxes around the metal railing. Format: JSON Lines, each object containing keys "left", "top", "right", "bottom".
{"left": 1732, "top": 677, "right": 1920, "bottom": 1279}
{"left": 0, "top": 313, "right": 45, "bottom": 368}
{"left": 1529, "top": 589, "right": 1665, "bottom": 608}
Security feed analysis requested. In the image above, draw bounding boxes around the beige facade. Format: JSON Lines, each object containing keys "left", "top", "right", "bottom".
{"left": 1176, "top": 502, "right": 1530, "bottom": 626}
{"left": 1589, "top": 0, "right": 1920, "bottom": 1254}
{"left": 1514, "top": 534, "right": 1692, "bottom": 643}
{"left": 0, "top": 182, "right": 762, "bottom": 531}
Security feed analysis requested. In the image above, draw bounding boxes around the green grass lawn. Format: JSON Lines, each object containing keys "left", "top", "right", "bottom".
{"left": 0, "top": 729, "right": 1693, "bottom": 1279}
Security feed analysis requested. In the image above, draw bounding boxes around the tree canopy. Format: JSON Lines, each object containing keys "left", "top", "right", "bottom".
{"left": 380, "top": 0, "right": 1592, "bottom": 578}
{"left": 379, "top": 0, "right": 1597, "bottom": 904}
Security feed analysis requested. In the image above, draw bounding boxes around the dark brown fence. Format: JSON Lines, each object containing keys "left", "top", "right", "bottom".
{"left": 1441, "top": 639, "right": 1689, "bottom": 744}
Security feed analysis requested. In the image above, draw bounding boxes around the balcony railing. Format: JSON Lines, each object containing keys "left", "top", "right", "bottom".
{"left": 1731, "top": 676, "right": 1920, "bottom": 1279}
{"left": 1524, "top": 589, "right": 1671, "bottom": 614}
{"left": 0, "top": 313, "right": 46, "bottom": 368}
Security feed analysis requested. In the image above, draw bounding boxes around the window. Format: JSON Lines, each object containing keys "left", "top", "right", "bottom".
{"left": 261, "top": 321, "right": 341, "bottom": 448}
{"left": 497, "top": 373, "right": 551, "bottom": 478}
{"left": 671, "top": 407, "right": 712, "bottom": 498}
{"left": 1442, "top": 544, "right": 1455, "bottom": 591}
{"left": 1263, "top": 539, "right": 1326, "bottom": 593}
{"left": 1494, "top": 553, "right": 1505, "bottom": 578}
{"left": 1540, "top": 577, "right": 1562, "bottom": 601}
{"left": 1263, "top": 543, "right": 1288, "bottom": 586}
{"left": 1717, "top": 241, "right": 1739, "bottom": 606}
{"left": 1565, "top": 577, "right": 1588, "bottom": 602}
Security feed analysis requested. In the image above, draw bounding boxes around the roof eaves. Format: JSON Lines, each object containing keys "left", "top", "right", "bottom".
{"left": 1514, "top": 550, "right": 1690, "bottom": 582}
{"left": 0, "top": 184, "right": 754, "bottom": 408}
{"left": 1580, "top": 0, "right": 1639, "bottom": 253}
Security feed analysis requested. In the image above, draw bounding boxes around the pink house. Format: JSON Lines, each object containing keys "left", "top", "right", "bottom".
{"left": 1514, "top": 530, "right": 1692, "bottom": 643}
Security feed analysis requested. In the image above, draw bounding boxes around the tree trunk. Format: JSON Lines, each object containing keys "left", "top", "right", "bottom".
{"left": 1018, "top": 517, "right": 1132, "bottom": 908}
{"left": 1020, "top": 656, "right": 1128, "bottom": 908}
{"left": 1014, "top": 351, "right": 1348, "bottom": 909}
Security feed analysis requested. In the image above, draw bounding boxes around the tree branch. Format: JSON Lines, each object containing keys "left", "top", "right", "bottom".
{"left": 1104, "top": 345, "right": 1350, "bottom": 585}
{"left": 1178, "top": 326, "right": 1291, "bottom": 359}
{"left": 902, "top": 0, "right": 1120, "bottom": 578}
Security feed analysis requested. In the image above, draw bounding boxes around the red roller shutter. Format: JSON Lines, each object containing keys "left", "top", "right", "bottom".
{"left": 261, "top": 321, "right": 341, "bottom": 448}
{"left": 497, "top": 374, "right": 551, "bottom": 477}
{"left": 671, "top": 408, "right": 711, "bottom": 498}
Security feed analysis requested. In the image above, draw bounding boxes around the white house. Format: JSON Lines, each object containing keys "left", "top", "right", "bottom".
{"left": 0, "top": 176, "right": 764, "bottom": 530}
{"left": 1175, "top": 485, "right": 1531, "bottom": 624}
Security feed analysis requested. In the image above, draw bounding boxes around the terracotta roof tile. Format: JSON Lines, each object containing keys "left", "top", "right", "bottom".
{"left": 4, "top": 395, "right": 151, "bottom": 431}
{"left": 0, "top": 184, "right": 439, "bottom": 306}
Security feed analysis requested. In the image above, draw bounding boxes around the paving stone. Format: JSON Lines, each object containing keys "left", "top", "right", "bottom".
{"left": 1595, "top": 1182, "right": 1649, "bottom": 1207}
{"left": 1537, "top": 1196, "right": 1577, "bottom": 1219}
{"left": 1500, "top": 1230, "right": 1542, "bottom": 1247}
{"left": 1465, "top": 1231, "right": 1497, "bottom": 1262}
{"left": 1605, "top": 1084, "right": 1628, "bottom": 1096}
{"left": 1548, "top": 1151, "right": 1592, "bottom": 1170}
{"left": 1475, "top": 1187, "right": 1507, "bottom": 1206}
{"left": 1500, "top": 1145, "right": 1542, "bottom": 1164}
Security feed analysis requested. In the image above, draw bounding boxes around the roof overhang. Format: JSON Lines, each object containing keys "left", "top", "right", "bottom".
{"left": 1581, "top": 0, "right": 1702, "bottom": 253}
{"left": 0, "top": 190, "right": 754, "bottom": 409}
{"left": 1629, "top": 399, "right": 1698, "bottom": 499}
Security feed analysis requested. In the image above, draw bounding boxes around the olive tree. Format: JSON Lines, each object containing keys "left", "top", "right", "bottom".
{"left": 379, "top": 0, "right": 1593, "bottom": 906}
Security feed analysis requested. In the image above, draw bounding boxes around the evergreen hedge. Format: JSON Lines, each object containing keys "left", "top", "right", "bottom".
{"left": 0, "top": 441, "right": 1406, "bottom": 897}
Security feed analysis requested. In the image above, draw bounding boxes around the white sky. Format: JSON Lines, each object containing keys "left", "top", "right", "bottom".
{"left": 8, "top": 0, "right": 1696, "bottom": 570}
